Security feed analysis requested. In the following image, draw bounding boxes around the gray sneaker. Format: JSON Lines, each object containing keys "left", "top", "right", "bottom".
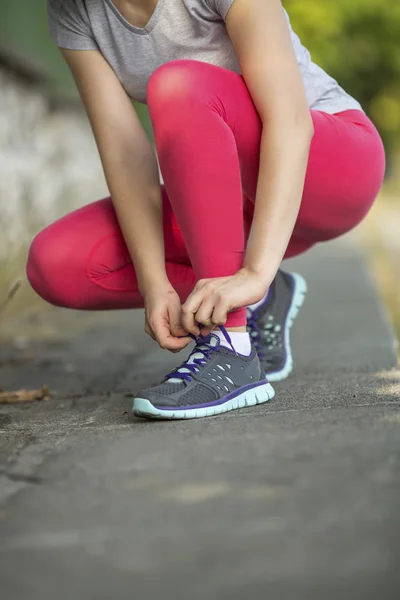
{"left": 247, "top": 270, "right": 307, "bottom": 382}
{"left": 133, "top": 327, "right": 275, "bottom": 420}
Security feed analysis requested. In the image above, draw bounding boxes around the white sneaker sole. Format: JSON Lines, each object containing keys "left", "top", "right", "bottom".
{"left": 133, "top": 380, "right": 275, "bottom": 420}
{"left": 266, "top": 272, "right": 307, "bottom": 382}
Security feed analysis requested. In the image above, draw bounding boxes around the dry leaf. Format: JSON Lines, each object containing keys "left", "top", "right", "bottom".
{"left": 0, "top": 386, "right": 51, "bottom": 404}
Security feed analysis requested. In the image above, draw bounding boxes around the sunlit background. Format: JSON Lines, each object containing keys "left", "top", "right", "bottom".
{"left": 1, "top": 5, "right": 399, "bottom": 594}
{"left": 0, "top": 0, "right": 399, "bottom": 337}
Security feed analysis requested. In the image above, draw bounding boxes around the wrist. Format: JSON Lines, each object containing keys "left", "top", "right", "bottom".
{"left": 239, "top": 264, "right": 274, "bottom": 288}
{"left": 139, "top": 273, "right": 172, "bottom": 298}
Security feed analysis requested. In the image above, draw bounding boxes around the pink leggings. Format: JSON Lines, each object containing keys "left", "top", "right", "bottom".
{"left": 27, "top": 60, "right": 385, "bottom": 326}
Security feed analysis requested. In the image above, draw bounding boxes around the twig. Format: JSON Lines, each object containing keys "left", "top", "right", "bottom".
{"left": 0, "top": 386, "right": 51, "bottom": 404}
{"left": 0, "top": 278, "right": 22, "bottom": 315}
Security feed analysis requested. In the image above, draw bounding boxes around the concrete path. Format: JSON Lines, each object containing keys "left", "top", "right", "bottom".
{"left": 0, "top": 235, "right": 399, "bottom": 600}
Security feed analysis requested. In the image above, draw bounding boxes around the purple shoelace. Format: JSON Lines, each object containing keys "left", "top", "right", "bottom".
{"left": 246, "top": 308, "right": 265, "bottom": 359}
{"left": 166, "top": 325, "right": 235, "bottom": 383}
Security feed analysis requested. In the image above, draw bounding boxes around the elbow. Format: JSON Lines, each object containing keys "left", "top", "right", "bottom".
{"left": 295, "top": 109, "right": 314, "bottom": 142}
{"left": 261, "top": 106, "right": 314, "bottom": 142}
{"left": 294, "top": 112, "right": 314, "bottom": 150}
{"left": 304, "top": 113, "right": 315, "bottom": 141}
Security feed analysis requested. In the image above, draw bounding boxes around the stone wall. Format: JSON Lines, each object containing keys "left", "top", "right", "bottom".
{"left": 0, "top": 64, "right": 108, "bottom": 315}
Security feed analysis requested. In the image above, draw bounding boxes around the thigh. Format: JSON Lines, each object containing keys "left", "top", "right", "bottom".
{"left": 28, "top": 188, "right": 195, "bottom": 309}
{"left": 85, "top": 188, "right": 192, "bottom": 294}
{"left": 238, "top": 106, "right": 385, "bottom": 243}
{"left": 161, "top": 66, "right": 384, "bottom": 245}
{"left": 296, "top": 109, "right": 386, "bottom": 241}
{"left": 34, "top": 187, "right": 190, "bottom": 276}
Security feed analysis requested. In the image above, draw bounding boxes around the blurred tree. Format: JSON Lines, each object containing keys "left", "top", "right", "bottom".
{"left": 0, "top": 0, "right": 153, "bottom": 136}
{"left": 1, "top": 1, "right": 398, "bottom": 156}
{"left": 284, "top": 0, "right": 400, "bottom": 159}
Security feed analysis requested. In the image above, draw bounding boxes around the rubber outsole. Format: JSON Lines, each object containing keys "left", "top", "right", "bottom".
{"left": 133, "top": 380, "right": 275, "bottom": 420}
{"left": 265, "top": 272, "right": 307, "bottom": 382}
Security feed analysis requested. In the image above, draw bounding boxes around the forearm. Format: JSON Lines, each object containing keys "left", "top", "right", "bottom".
{"left": 100, "top": 137, "right": 169, "bottom": 295}
{"left": 243, "top": 117, "right": 313, "bottom": 283}
{"left": 59, "top": 49, "right": 169, "bottom": 296}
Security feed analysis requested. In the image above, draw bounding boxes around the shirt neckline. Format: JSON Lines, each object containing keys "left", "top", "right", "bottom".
{"left": 104, "top": 0, "right": 164, "bottom": 36}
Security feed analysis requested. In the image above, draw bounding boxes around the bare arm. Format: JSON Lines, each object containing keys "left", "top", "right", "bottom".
{"left": 60, "top": 49, "right": 190, "bottom": 350}
{"left": 61, "top": 48, "right": 168, "bottom": 294}
{"left": 225, "top": 0, "right": 314, "bottom": 281}
{"left": 180, "top": 0, "right": 313, "bottom": 331}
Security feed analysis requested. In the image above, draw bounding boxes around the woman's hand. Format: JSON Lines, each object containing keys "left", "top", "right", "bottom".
{"left": 144, "top": 284, "right": 192, "bottom": 352}
{"left": 181, "top": 268, "right": 270, "bottom": 336}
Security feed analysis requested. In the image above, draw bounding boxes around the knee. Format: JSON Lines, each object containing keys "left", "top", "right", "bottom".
{"left": 26, "top": 228, "right": 78, "bottom": 308}
{"left": 147, "top": 60, "right": 204, "bottom": 116}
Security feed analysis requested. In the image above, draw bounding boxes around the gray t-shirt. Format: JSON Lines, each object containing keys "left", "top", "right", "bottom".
{"left": 48, "top": 0, "right": 363, "bottom": 113}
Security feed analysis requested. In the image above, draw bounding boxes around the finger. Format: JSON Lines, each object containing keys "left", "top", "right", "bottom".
{"left": 144, "top": 322, "right": 156, "bottom": 341}
{"left": 168, "top": 336, "right": 192, "bottom": 353}
{"left": 199, "top": 324, "right": 214, "bottom": 337}
{"left": 164, "top": 334, "right": 192, "bottom": 352}
{"left": 195, "top": 297, "right": 216, "bottom": 329}
{"left": 168, "top": 305, "right": 190, "bottom": 339}
{"left": 152, "top": 320, "right": 192, "bottom": 352}
{"left": 211, "top": 301, "right": 229, "bottom": 327}
{"left": 148, "top": 316, "right": 171, "bottom": 347}
{"left": 181, "top": 294, "right": 203, "bottom": 336}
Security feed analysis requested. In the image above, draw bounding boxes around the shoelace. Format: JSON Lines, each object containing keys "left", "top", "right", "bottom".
{"left": 166, "top": 325, "right": 235, "bottom": 383}
{"left": 246, "top": 308, "right": 264, "bottom": 358}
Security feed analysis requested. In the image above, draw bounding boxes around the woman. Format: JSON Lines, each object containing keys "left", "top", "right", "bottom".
{"left": 27, "top": 0, "right": 385, "bottom": 419}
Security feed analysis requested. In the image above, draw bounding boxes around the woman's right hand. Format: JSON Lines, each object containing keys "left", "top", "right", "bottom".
{"left": 144, "top": 284, "right": 192, "bottom": 352}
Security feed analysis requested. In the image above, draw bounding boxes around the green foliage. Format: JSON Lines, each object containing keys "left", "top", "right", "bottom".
{"left": 0, "top": 0, "right": 152, "bottom": 134}
{"left": 1, "top": 0, "right": 398, "bottom": 151}
{"left": 0, "top": 0, "right": 75, "bottom": 94}
{"left": 284, "top": 0, "right": 400, "bottom": 153}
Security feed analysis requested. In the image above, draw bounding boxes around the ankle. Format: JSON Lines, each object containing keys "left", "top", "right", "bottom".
{"left": 213, "top": 328, "right": 251, "bottom": 356}
{"left": 217, "top": 325, "right": 247, "bottom": 333}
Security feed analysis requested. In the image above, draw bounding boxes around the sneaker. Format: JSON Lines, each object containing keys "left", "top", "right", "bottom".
{"left": 247, "top": 270, "right": 307, "bottom": 382}
{"left": 133, "top": 327, "right": 275, "bottom": 420}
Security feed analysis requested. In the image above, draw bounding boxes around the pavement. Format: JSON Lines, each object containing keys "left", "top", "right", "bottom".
{"left": 0, "top": 235, "right": 399, "bottom": 600}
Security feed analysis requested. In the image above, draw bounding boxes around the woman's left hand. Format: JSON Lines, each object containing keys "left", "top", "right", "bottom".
{"left": 181, "top": 268, "right": 270, "bottom": 336}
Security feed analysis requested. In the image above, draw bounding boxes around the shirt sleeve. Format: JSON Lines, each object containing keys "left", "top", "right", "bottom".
{"left": 206, "top": 0, "right": 236, "bottom": 21}
{"left": 47, "top": 0, "right": 98, "bottom": 50}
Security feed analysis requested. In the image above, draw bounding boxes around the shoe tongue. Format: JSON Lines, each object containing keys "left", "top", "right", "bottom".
{"left": 199, "top": 332, "right": 220, "bottom": 348}
{"left": 167, "top": 333, "right": 219, "bottom": 384}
